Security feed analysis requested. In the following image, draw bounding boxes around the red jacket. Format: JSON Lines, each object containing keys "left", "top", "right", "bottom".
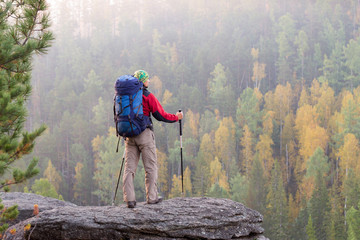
{"left": 143, "top": 88, "right": 178, "bottom": 123}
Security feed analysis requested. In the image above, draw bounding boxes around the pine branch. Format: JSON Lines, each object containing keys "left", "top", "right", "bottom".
{"left": 0, "top": 1, "right": 14, "bottom": 25}
{"left": 0, "top": 64, "right": 27, "bottom": 73}
{"left": 0, "top": 0, "right": 53, "bottom": 68}
{"left": 0, "top": 158, "right": 39, "bottom": 190}
{"left": 0, "top": 47, "right": 32, "bottom": 68}
{"left": 0, "top": 180, "right": 22, "bottom": 190}
{"left": 21, "top": 3, "right": 40, "bottom": 46}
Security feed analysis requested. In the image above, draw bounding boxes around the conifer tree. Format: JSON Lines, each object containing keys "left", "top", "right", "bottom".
{"left": 0, "top": 0, "right": 53, "bottom": 233}
{"left": 276, "top": 14, "right": 296, "bottom": 85}
{"left": 246, "top": 158, "right": 267, "bottom": 214}
{"left": 328, "top": 181, "right": 346, "bottom": 240}
{"left": 207, "top": 182, "right": 230, "bottom": 199}
{"left": 306, "top": 215, "right": 318, "bottom": 240}
{"left": 208, "top": 63, "right": 235, "bottom": 117}
{"left": 230, "top": 173, "right": 248, "bottom": 204}
{"left": 193, "top": 134, "right": 212, "bottom": 196}
{"left": 343, "top": 169, "right": 360, "bottom": 213}
{"left": 92, "top": 128, "right": 124, "bottom": 204}
{"left": 347, "top": 223, "right": 358, "bottom": 240}
{"left": 309, "top": 171, "right": 331, "bottom": 240}
{"left": 346, "top": 205, "right": 360, "bottom": 240}
{"left": 237, "top": 88, "right": 262, "bottom": 135}
{"left": 71, "top": 143, "right": 94, "bottom": 204}
{"left": 265, "top": 160, "right": 288, "bottom": 239}
{"left": 295, "top": 30, "right": 309, "bottom": 82}
{"left": 290, "top": 206, "right": 309, "bottom": 240}
{"left": 28, "top": 178, "right": 63, "bottom": 200}
{"left": 0, "top": 0, "right": 53, "bottom": 189}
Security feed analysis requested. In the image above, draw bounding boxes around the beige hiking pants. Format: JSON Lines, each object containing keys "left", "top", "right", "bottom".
{"left": 123, "top": 128, "right": 158, "bottom": 203}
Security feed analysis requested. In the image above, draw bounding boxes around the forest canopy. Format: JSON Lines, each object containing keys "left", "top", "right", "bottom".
{"left": 18, "top": 0, "right": 360, "bottom": 239}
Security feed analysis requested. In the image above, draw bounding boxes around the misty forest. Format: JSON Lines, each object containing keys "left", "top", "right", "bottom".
{"left": 3, "top": 0, "right": 360, "bottom": 239}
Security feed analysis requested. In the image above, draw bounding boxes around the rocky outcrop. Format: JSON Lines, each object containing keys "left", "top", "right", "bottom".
{"left": 0, "top": 192, "right": 76, "bottom": 225}
{"left": 3, "top": 194, "right": 268, "bottom": 240}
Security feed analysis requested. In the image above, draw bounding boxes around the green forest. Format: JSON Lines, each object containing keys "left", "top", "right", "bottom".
{"left": 6, "top": 0, "right": 360, "bottom": 239}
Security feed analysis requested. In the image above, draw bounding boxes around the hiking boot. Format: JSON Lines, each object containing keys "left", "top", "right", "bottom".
{"left": 127, "top": 201, "right": 136, "bottom": 208}
{"left": 147, "top": 197, "right": 163, "bottom": 204}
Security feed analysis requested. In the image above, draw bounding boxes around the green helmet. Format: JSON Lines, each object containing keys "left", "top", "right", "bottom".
{"left": 134, "top": 70, "right": 149, "bottom": 83}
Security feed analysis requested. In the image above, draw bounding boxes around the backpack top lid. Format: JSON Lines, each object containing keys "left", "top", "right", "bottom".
{"left": 115, "top": 75, "right": 143, "bottom": 95}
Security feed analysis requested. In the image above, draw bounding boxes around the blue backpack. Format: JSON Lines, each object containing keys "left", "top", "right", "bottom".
{"left": 113, "top": 75, "right": 147, "bottom": 139}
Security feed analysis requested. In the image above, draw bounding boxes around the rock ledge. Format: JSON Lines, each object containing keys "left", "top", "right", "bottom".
{"left": 0, "top": 192, "right": 76, "bottom": 225}
{"left": 3, "top": 194, "right": 268, "bottom": 240}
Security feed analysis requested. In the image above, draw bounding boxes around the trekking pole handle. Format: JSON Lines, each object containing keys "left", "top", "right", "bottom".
{"left": 178, "top": 109, "right": 182, "bottom": 136}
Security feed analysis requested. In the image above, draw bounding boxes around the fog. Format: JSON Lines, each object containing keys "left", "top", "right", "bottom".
{"left": 25, "top": 1, "right": 360, "bottom": 238}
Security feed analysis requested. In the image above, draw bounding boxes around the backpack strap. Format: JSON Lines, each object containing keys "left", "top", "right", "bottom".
{"left": 128, "top": 94, "right": 135, "bottom": 134}
{"left": 132, "top": 86, "right": 143, "bottom": 117}
{"left": 113, "top": 95, "right": 119, "bottom": 137}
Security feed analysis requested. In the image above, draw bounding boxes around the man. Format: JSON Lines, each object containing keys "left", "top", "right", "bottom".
{"left": 123, "top": 70, "right": 183, "bottom": 208}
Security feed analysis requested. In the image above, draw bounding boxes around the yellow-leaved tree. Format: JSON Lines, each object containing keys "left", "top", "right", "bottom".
{"left": 183, "top": 167, "right": 192, "bottom": 197}
{"left": 295, "top": 103, "right": 330, "bottom": 196}
{"left": 169, "top": 167, "right": 193, "bottom": 198}
{"left": 92, "top": 135, "right": 103, "bottom": 168}
{"left": 43, "top": 160, "right": 62, "bottom": 192}
{"left": 295, "top": 104, "right": 318, "bottom": 148}
{"left": 298, "top": 125, "right": 329, "bottom": 172}
{"left": 288, "top": 193, "right": 300, "bottom": 223}
{"left": 253, "top": 88, "right": 264, "bottom": 108}
{"left": 251, "top": 48, "right": 266, "bottom": 89}
{"left": 169, "top": 174, "right": 182, "bottom": 198}
{"left": 198, "top": 134, "right": 214, "bottom": 164}
{"left": 73, "top": 162, "right": 84, "bottom": 201}
{"left": 210, "top": 157, "right": 230, "bottom": 192}
{"left": 315, "top": 81, "right": 335, "bottom": 129}
{"left": 265, "top": 82, "right": 293, "bottom": 154}
{"left": 240, "top": 125, "right": 254, "bottom": 176}
{"left": 162, "top": 89, "right": 173, "bottom": 105}
{"left": 214, "top": 117, "right": 236, "bottom": 177}
{"left": 298, "top": 87, "right": 310, "bottom": 108}
{"left": 157, "top": 149, "right": 169, "bottom": 196}
{"left": 255, "top": 134, "right": 274, "bottom": 177}
{"left": 262, "top": 111, "right": 275, "bottom": 136}
{"left": 309, "top": 79, "right": 322, "bottom": 106}
{"left": 337, "top": 133, "right": 359, "bottom": 178}
{"left": 184, "top": 109, "right": 200, "bottom": 139}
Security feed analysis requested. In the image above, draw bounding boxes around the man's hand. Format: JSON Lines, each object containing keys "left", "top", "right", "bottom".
{"left": 176, "top": 111, "right": 183, "bottom": 120}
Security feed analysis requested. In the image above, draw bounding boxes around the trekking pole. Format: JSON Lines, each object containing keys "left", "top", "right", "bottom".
{"left": 179, "top": 109, "right": 184, "bottom": 195}
{"left": 112, "top": 145, "right": 126, "bottom": 206}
